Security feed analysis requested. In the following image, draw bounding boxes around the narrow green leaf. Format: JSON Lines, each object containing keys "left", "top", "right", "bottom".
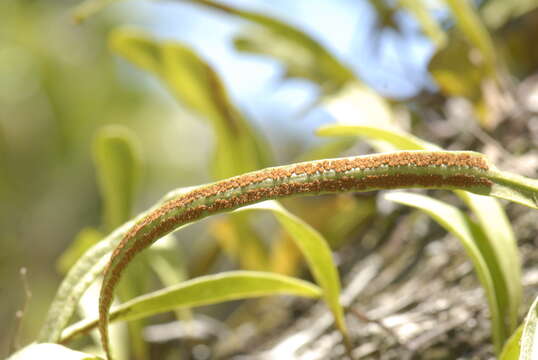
{"left": 146, "top": 235, "right": 192, "bottom": 322}
{"left": 109, "top": 28, "right": 271, "bottom": 178}
{"left": 520, "top": 294, "right": 538, "bottom": 360}
{"left": 316, "top": 124, "right": 433, "bottom": 150}
{"left": 61, "top": 271, "right": 321, "bottom": 342}
{"left": 8, "top": 343, "right": 102, "bottom": 360}
{"left": 43, "top": 151, "right": 536, "bottom": 351}
{"left": 317, "top": 122, "right": 523, "bottom": 345}
{"left": 486, "top": 168, "right": 538, "bottom": 210}
{"left": 455, "top": 190, "right": 521, "bottom": 333}
{"left": 235, "top": 201, "right": 348, "bottom": 342}
{"left": 39, "top": 189, "right": 195, "bottom": 343}
{"left": 385, "top": 191, "right": 504, "bottom": 351}
{"left": 500, "top": 325, "right": 522, "bottom": 360}
{"left": 231, "top": 17, "right": 355, "bottom": 96}
{"left": 94, "top": 125, "right": 141, "bottom": 231}
{"left": 38, "top": 220, "right": 134, "bottom": 343}
{"left": 109, "top": 29, "right": 273, "bottom": 277}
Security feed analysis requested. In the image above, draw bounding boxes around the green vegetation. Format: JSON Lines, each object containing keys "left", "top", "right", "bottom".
{"left": 4, "top": 1, "right": 538, "bottom": 359}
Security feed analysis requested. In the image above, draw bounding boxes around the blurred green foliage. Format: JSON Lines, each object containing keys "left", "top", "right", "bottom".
{"left": 0, "top": 0, "right": 168, "bottom": 352}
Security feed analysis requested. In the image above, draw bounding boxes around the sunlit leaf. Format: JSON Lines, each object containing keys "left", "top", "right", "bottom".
{"left": 61, "top": 271, "right": 321, "bottom": 342}
{"left": 316, "top": 124, "right": 432, "bottom": 150}
{"left": 455, "top": 190, "right": 521, "bottom": 332}
{"left": 109, "top": 28, "right": 271, "bottom": 179}
{"left": 500, "top": 325, "right": 522, "bottom": 360}
{"left": 520, "top": 294, "right": 538, "bottom": 360}
{"left": 38, "top": 220, "right": 134, "bottom": 343}
{"left": 110, "top": 28, "right": 272, "bottom": 273}
{"left": 235, "top": 201, "right": 348, "bottom": 341}
{"left": 317, "top": 122, "right": 523, "bottom": 350}
{"left": 385, "top": 191, "right": 504, "bottom": 350}
{"left": 8, "top": 343, "right": 102, "bottom": 360}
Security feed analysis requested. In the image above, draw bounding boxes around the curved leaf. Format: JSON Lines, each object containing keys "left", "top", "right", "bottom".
{"left": 109, "top": 28, "right": 273, "bottom": 275}
{"left": 316, "top": 124, "right": 433, "bottom": 150}
{"left": 520, "top": 294, "right": 538, "bottom": 360}
{"left": 317, "top": 122, "right": 523, "bottom": 350}
{"left": 385, "top": 191, "right": 504, "bottom": 351}
{"left": 236, "top": 201, "right": 347, "bottom": 339}
{"left": 500, "top": 325, "right": 522, "bottom": 360}
{"left": 501, "top": 294, "right": 538, "bottom": 360}
{"left": 60, "top": 271, "right": 321, "bottom": 342}
{"left": 455, "top": 190, "right": 521, "bottom": 333}
{"left": 38, "top": 221, "right": 133, "bottom": 343}
{"left": 109, "top": 28, "right": 271, "bottom": 179}
{"left": 38, "top": 187, "right": 190, "bottom": 343}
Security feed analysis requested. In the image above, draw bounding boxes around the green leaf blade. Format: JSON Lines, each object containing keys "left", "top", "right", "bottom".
{"left": 520, "top": 294, "right": 538, "bottom": 360}
{"left": 61, "top": 271, "right": 321, "bottom": 342}
{"left": 316, "top": 124, "right": 435, "bottom": 150}
{"left": 109, "top": 28, "right": 271, "bottom": 179}
{"left": 500, "top": 325, "right": 522, "bottom": 360}
{"left": 318, "top": 122, "right": 523, "bottom": 349}
{"left": 236, "top": 201, "right": 348, "bottom": 341}
{"left": 385, "top": 191, "right": 505, "bottom": 351}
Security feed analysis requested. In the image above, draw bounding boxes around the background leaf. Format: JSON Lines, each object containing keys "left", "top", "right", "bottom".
{"left": 500, "top": 326, "right": 522, "bottom": 360}
{"left": 317, "top": 122, "right": 522, "bottom": 351}
{"left": 235, "top": 201, "right": 348, "bottom": 341}
{"left": 385, "top": 191, "right": 504, "bottom": 350}
{"left": 520, "top": 294, "right": 538, "bottom": 360}
{"left": 61, "top": 271, "right": 321, "bottom": 341}
{"left": 109, "top": 28, "right": 271, "bottom": 179}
